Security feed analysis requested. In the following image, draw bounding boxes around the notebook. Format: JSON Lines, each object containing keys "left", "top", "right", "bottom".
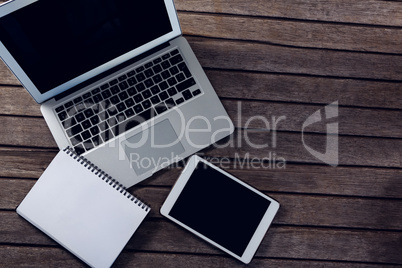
{"left": 0, "top": 0, "right": 234, "bottom": 188}
{"left": 16, "top": 147, "right": 150, "bottom": 268}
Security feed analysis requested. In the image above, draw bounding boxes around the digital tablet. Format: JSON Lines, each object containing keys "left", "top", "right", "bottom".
{"left": 160, "top": 155, "right": 280, "bottom": 264}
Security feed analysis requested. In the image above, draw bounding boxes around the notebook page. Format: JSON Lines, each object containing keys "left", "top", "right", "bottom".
{"left": 17, "top": 150, "right": 149, "bottom": 268}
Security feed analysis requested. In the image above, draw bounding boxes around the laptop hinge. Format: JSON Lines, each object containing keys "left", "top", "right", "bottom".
{"left": 55, "top": 41, "right": 171, "bottom": 101}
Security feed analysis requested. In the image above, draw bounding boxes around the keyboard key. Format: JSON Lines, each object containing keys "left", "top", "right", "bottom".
{"left": 136, "top": 66, "right": 144, "bottom": 73}
{"left": 67, "top": 106, "right": 77, "bottom": 117}
{"left": 176, "top": 78, "right": 196, "bottom": 92}
{"left": 169, "top": 54, "right": 183, "bottom": 65}
{"left": 75, "top": 102, "right": 86, "bottom": 112}
{"left": 100, "top": 130, "right": 113, "bottom": 142}
{"left": 90, "top": 126, "right": 100, "bottom": 135}
{"left": 82, "top": 119, "right": 91, "bottom": 129}
{"left": 125, "top": 108, "right": 135, "bottom": 118}
{"left": 110, "top": 96, "right": 120, "bottom": 105}
{"left": 83, "top": 92, "right": 91, "bottom": 99}
{"left": 83, "top": 140, "right": 94, "bottom": 151}
{"left": 169, "top": 66, "right": 179, "bottom": 75}
{"left": 110, "top": 85, "right": 120, "bottom": 94}
{"left": 73, "top": 96, "right": 83, "bottom": 104}
{"left": 167, "top": 87, "right": 177, "bottom": 96}
{"left": 128, "top": 77, "right": 136, "bottom": 86}
{"left": 91, "top": 88, "right": 100, "bottom": 95}
{"left": 118, "top": 74, "right": 127, "bottom": 81}
{"left": 159, "top": 81, "right": 169, "bottom": 90}
{"left": 165, "top": 98, "right": 176, "bottom": 108}
{"left": 118, "top": 91, "right": 129, "bottom": 101}
{"left": 55, "top": 106, "right": 64, "bottom": 113}
{"left": 178, "top": 62, "right": 192, "bottom": 78}
{"left": 128, "top": 87, "right": 137, "bottom": 96}
{"left": 151, "top": 95, "right": 160, "bottom": 104}
{"left": 182, "top": 89, "right": 193, "bottom": 100}
{"left": 167, "top": 77, "right": 177, "bottom": 86}
{"left": 161, "top": 70, "right": 171, "bottom": 79}
{"left": 136, "top": 72, "right": 146, "bottom": 82}
{"left": 81, "top": 130, "right": 91, "bottom": 140}
{"left": 84, "top": 108, "right": 94, "bottom": 118}
{"left": 170, "top": 49, "right": 179, "bottom": 56}
{"left": 144, "top": 78, "right": 154, "bottom": 88}
{"left": 100, "top": 83, "right": 109, "bottom": 90}
{"left": 64, "top": 101, "right": 74, "bottom": 109}
{"left": 116, "top": 112, "right": 126, "bottom": 122}
{"left": 134, "top": 94, "right": 143, "bottom": 103}
{"left": 68, "top": 124, "right": 83, "bottom": 137}
{"left": 74, "top": 144, "right": 85, "bottom": 155}
{"left": 159, "top": 91, "right": 169, "bottom": 101}
{"left": 92, "top": 94, "right": 103, "bottom": 102}
{"left": 125, "top": 98, "right": 135, "bottom": 108}
{"left": 90, "top": 115, "right": 100, "bottom": 125}
{"left": 176, "top": 73, "right": 185, "bottom": 82}
{"left": 161, "top": 60, "right": 171, "bottom": 70}
{"left": 176, "top": 97, "right": 184, "bottom": 105}
{"left": 162, "top": 53, "right": 170, "bottom": 60}
{"left": 58, "top": 111, "right": 68, "bottom": 121}
{"left": 142, "top": 100, "right": 151, "bottom": 109}
{"left": 142, "top": 89, "right": 152, "bottom": 99}
{"left": 133, "top": 104, "right": 143, "bottom": 113}
{"left": 109, "top": 79, "right": 118, "bottom": 86}
{"left": 193, "top": 89, "right": 201, "bottom": 96}
{"left": 153, "top": 74, "right": 162, "bottom": 84}
{"left": 98, "top": 121, "right": 109, "bottom": 131}
{"left": 62, "top": 117, "right": 76, "bottom": 129}
{"left": 75, "top": 112, "right": 85, "bottom": 122}
{"left": 107, "top": 106, "right": 118, "bottom": 116}
{"left": 150, "top": 85, "right": 160, "bottom": 95}
{"left": 119, "top": 81, "right": 128, "bottom": 90}
{"left": 135, "top": 82, "right": 146, "bottom": 92}
{"left": 101, "top": 89, "right": 112, "bottom": 99}
{"left": 92, "top": 135, "right": 101, "bottom": 146}
{"left": 152, "top": 64, "right": 162, "bottom": 74}
{"left": 153, "top": 57, "right": 162, "bottom": 64}
{"left": 116, "top": 102, "right": 126, "bottom": 112}
{"left": 145, "top": 62, "right": 153, "bottom": 68}
{"left": 98, "top": 111, "right": 109, "bottom": 121}
{"left": 155, "top": 102, "right": 167, "bottom": 114}
{"left": 127, "top": 70, "right": 136, "bottom": 77}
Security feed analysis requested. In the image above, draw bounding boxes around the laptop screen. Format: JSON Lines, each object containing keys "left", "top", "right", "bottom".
{"left": 0, "top": 0, "right": 174, "bottom": 96}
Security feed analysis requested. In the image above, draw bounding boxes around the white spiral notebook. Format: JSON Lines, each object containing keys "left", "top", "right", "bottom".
{"left": 16, "top": 147, "right": 150, "bottom": 268}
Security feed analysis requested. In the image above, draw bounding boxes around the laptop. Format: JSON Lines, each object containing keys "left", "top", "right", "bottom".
{"left": 0, "top": 0, "right": 234, "bottom": 188}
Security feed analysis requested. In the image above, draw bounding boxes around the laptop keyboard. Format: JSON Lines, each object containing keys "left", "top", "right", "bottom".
{"left": 54, "top": 49, "right": 202, "bottom": 155}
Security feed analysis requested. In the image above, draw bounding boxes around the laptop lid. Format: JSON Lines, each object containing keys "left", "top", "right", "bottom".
{"left": 0, "top": 0, "right": 181, "bottom": 103}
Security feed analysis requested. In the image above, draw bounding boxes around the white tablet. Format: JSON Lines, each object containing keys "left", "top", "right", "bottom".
{"left": 160, "top": 155, "right": 280, "bottom": 264}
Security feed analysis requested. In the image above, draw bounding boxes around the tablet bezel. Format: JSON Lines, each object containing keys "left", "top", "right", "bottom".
{"left": 160, "top": 155, "right": 280, "bottom": 264}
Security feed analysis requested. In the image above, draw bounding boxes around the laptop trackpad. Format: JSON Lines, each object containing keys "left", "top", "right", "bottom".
{"left": 122, "top": 119, "right": 185, "bottom": 175}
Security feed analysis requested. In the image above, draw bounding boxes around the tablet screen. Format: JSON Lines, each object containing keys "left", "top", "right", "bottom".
{"left": 168, "top": 162, "right": 271, "bottom": 257}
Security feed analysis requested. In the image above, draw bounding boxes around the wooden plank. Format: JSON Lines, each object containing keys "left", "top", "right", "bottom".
{"left": 3, "top": 179, "right": 401, "bottom": 230}
{"left": 1, "top": 72, "right": 402, "bottom": 118}
{"left": 1, "top": 150, "right": 401, "bottom": 198}
{"left": 4, "top": 180, "right": 402, "bottom": 230}
{"left": 179, "top": 12, "right": 402, "bottom": 54}
{"left": 175, "top": 0, "right": 402, "bottom": 27}
{"left": 1, "top": 37, "right": 401, "bottom": 87}
{"left": 207, "top": 70, "right": 402, "bottom": 110}
{"left": 1, "top": 98, "right": 401, "bottom": 140}
{"left": 0, "top": 118, "right": 400, "bottom": 167}
{"left": 187, "top": 37, "right": 402, "bottom": 81}
{"left": 2, "top": 212, "right": 402, "bottom": 264}
{"left": 2, "top": 247, "right": 401, "bottom": 268}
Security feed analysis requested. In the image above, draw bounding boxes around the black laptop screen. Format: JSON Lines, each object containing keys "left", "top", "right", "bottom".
{"left": 0, "top": 0, "right": 172, "bottom": 94}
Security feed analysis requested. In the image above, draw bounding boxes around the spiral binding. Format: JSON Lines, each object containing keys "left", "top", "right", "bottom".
{"left": 63, "top": 147, "right": 150, "bottom": 212}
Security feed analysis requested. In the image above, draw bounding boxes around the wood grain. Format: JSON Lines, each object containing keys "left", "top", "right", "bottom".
{"left": 175, "top": 0, "right": 402, "bottom": 27}
{"left": 187, "top": 37, "right": 402, "bottom": 81}
{"left": 2, "top": 212, "right": 402, "bottom": 264}
{"left": 179, "top": 12, "right": 402, "bottom": 53}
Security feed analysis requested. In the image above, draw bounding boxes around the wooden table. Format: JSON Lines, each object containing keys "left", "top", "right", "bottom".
{"left": 1, "top": 0, "right": 401, "bottom": 267}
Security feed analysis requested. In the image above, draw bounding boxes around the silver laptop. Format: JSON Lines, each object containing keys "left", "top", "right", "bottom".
{"left": 0, "top": 0, "right": 234, "bottom": 188}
